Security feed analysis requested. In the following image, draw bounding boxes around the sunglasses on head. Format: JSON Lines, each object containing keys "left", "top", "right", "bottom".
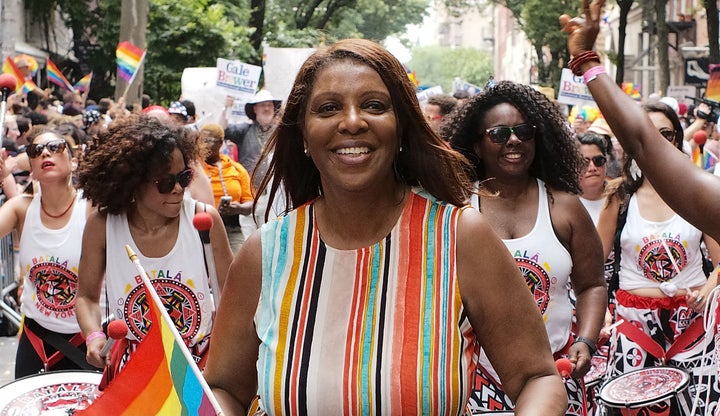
{"left": 658, "top": 128, "right": 676, "bottom": 141}
{"left": 485, "top": 123, "right": 536, "bottom": 144}
{"left": 585, "top": 155, "right": 607, "bottom": 167}
{"left": 27, "top": 140, "right": 67, "bottom": 159}
{"left": 153, "top": 168, "right": 193, "bottom": 194}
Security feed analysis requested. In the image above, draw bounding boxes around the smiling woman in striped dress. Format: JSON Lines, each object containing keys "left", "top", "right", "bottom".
{"left": 204, "top": 39, "right": 567, "bottom": 416}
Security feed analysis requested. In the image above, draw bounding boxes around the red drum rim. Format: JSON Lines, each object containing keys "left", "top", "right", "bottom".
{"left": 583, "top": 354, "right": 608, "bottom": 387}
{"left": 598, "top": 366, "right": 690, "bottom": 408}
{"left": 0, "top": 370, "right": 102, "bottom": 414}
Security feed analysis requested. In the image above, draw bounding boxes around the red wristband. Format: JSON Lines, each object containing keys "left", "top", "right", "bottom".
{"left": 569, "top": 50, "right": 601, "bottom": 76}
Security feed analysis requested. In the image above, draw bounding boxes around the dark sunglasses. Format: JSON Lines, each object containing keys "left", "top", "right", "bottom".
{"left": 27, "top": 140, "right": 67, "bottom": 159}
{"left": 153, "top": 168, "right": 194, "bottom": 194}
{"left": 585, "top": 155, "right": 607, "bottom": 167}
{"left": 658, "top": 128, "right": 676, "bottom": 141}
{"left": 485, "top": 123, "right": 536, "bottom": 144}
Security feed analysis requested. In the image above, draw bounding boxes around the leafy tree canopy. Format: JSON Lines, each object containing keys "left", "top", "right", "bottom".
{"left": 408, "top": 45, "right": 493, "bottom": 92}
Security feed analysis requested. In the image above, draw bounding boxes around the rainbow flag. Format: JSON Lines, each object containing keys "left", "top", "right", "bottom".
{"left": 2, "top": 56, "right": 36, "bottom": 93}
{"left": 116, "top": 41, "right": 145, "bottom": 82}
{"left": 46, "top": 58, "right": 74, "bottom": 91}
{"left": 77, "top": 255, "right": 219, "bottom": 415}
{"left": 703, "top": 148, "right": 718, "bottom": 170}
{"left": 693, "top": 145, "right": 702, "bottom": 167}
{"left": 74, "top": 71, "right": 93, "bottom": 92}
{"left": 621, "top": 82, "right": 642, "bottom": 101}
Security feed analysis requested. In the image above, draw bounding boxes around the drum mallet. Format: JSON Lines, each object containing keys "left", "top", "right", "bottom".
{"left": 100, "top": 320, "right": 128, "bottom": 358}
{"left": 192, "top": 212, "right": 221, "bottom": 307}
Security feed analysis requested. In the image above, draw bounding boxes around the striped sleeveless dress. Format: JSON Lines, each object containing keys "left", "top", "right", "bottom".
{"left": 255, "top": 190, "right": 479, "bottom": 415}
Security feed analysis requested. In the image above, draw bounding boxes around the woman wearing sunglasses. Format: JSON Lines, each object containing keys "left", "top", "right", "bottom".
{"left": 75, "top": 114, "right": 233, "bottom": 374}
{"left": 578, "top": 132, "right": 610, "bottom": 225}
{"left": 0, "top": 126, "right": 98, "bottom": 377}
{"left": 445, "top": 80, "right": 607, "bottom": 415}
{"left": 593, "top": 102, "right": 720, "bottom": 415}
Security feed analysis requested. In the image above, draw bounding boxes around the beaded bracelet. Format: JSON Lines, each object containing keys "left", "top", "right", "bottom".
{"left": 85, "top": 330, "right": 107, "bottom": 346}
{"left": 583, "top": 65, "right": 606, "bottom": 84}
{"left": 573, "top": 336, "right": 598, "bottom": 355}
{"left": 569, "top": 50, "right": 601, "bottom": 76}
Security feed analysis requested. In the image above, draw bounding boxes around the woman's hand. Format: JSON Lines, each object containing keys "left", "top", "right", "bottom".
{"left": 559, "top": 0, "right": 606, "bottom": 57}
{"left": 686, "top": 288, "right": 709, "bottom": 313}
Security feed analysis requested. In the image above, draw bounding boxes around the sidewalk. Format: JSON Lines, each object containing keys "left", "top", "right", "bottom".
{"left": 0, "top": 336, "right": 17, "bottom": 387}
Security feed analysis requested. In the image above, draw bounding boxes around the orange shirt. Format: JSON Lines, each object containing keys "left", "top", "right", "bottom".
{"left": 202, "top": 155, "right": 253, "bottom": 207}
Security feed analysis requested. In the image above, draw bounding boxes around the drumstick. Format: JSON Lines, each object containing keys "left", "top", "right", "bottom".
{"left": 192, "top": 212, "right": 221, "bottom": 307}
{"left": 100, "top": 320, "right": 128, "bottom": 358}
{"left": 606, "top": 319, "right": 624, "bottom": 332}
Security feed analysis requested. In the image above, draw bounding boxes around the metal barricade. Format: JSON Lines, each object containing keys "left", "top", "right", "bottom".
{"left": 0, "top": 195, "right": 20, "bottom": 332}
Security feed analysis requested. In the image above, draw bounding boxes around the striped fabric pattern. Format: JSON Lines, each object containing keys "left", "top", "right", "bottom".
{"left": 256, "top": 190, "right": 478, "bottom": 415}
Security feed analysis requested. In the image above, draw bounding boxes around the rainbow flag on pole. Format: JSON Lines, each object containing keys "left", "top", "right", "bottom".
{"left": 46, "top": 58, "right": 74, "bottom": 91}
{"left": 2, "top": 57, "right": 36, "bottom": 93}
{"left": 116, "top": 41, "right": 145, "bottom": 82}
{"left": 77, "top": 247, "right": 220, "bottom": 416}
{"left": 74, "top": 72, "right": 93, "bottom": 92}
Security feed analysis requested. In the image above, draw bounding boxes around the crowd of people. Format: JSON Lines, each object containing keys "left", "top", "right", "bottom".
{"left": 1, "top": 0, "right": 720, "bottom": 413}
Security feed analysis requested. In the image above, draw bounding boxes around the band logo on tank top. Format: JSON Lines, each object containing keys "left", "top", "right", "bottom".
{"left": 637, "top": 236, "right": 687, "bottom": 282}
{"left": 123, "top": 278, "right": 202, "bottom": 342}
{"left": 27, "top": 259, "right": 77, "bottom": 317}
{"left": 514, "top": 254, "right": 551, "bottom": 315}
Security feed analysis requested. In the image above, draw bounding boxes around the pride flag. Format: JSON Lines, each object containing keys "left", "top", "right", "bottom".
{"left": 74, "top": 72, "right": 93, "bottom": 92}
{"left": 46, "top": 58, "right": 74, "bottom": 91}
{"left": 78, "top": 247, "right": 220, "bottom": 416}
{"left": 2, "top": 57, "right": 36, "bottom": 93}
{"left": 621, "top": 82, "right": 642, "bottom": 101}
{"left": 116, "top": 41, "right": 145, "bottom": 82}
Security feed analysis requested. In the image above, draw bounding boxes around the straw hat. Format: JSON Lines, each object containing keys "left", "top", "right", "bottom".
{"left": 587, "top": 117, "right": 614, "bottom": 137}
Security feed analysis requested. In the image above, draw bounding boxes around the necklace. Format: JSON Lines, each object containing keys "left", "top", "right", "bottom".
{"left": 41, "top": 192, "right": 76, "bottom": 219}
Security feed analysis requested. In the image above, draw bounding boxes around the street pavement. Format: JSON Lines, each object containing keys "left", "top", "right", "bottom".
{"left": 0, "top": 336, "right": 17, "bottom": 388}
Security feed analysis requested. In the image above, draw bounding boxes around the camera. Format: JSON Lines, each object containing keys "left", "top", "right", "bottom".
{"left": 686, "top": 96, "right": 720, "bottom": 123}
{"left": 219, "top": 196, "right": 231, "bottom": 208}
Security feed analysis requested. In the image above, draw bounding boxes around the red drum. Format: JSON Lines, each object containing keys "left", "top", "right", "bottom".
{"left": 598, "top": 367, "right": 690, "bottom": 416}
{"left": 583, "top": 354, "right": 608, "bottom": 388}
{"left": 0, "top": 370, "right": 102, "bottom": 415}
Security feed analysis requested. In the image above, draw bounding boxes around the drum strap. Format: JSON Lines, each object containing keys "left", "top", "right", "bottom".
{"left": 23, "top": 318, "right": 93, "bottom": 371}
{"left": 616, "top": 316, "right": 705, "bottom": 363}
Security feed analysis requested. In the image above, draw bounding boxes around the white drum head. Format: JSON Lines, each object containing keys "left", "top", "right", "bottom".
{"left": 0, "top": 370, "right": 102, "bottom": 415}
{"left": 599, "top": 366, "right": 690, "bottom": 408}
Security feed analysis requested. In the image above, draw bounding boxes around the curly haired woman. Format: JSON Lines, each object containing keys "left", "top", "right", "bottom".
{"left": 445, "top": 80, "right": 607, "bottom": 415}
{"left": 75, "top": 115, "right": 233, "bottom": 374}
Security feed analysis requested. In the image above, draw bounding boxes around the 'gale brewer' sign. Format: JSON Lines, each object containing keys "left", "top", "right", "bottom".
{"left": 216, "top": 58, "right": 262, "bottom": 96}
{"left": 557, "top": 68, "right": 597, "bottom": 108}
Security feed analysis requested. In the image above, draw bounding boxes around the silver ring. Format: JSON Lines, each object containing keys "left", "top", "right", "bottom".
{"left": 696, "top": 295, "right": 704, "bottom": 304}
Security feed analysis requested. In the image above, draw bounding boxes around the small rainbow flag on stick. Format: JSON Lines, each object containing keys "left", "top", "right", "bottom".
{"left": 2, "top": 57, "right": 37, "bottom": 93}
{"left": 74, "top": 72, "right": 93, "bottom": 92}
{"left": 77, "top": 246, "right": 221, "bottom": 416}
{"left": 46, "top": 58, "right": 74, "bottom": 91}
{"left": 116, "top": 41, "right": 145, "bottom": 83}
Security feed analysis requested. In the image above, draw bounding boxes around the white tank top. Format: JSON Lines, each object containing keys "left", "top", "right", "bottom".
{"left": 105, "top": 196, "right": 213, "bottom": 347}
{"left": 473, "top": 178, "right": 574, "bottom": 351}
{"left": 19, "top": 191, "right": 88, "bottom": 333}
{"left": 619, "top": 194, "right": 706, "bottom": 291}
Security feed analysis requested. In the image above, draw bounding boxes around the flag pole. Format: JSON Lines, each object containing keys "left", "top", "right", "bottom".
{"left": 125, "top": 245, "right": 224, "bottom": 415}
{"left": 121, "top": 51, "right": 146, "bottom": 102}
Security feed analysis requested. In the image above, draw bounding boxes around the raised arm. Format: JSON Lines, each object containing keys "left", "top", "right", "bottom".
{"left": 457, "top": 208, "right": 566, "bottom": 415}
{"left": 560, "top": 0, "right": 720, "bottom": 241}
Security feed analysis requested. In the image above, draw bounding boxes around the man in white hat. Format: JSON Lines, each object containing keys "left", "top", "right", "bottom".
{"left": 220, "top": 89, "right": 282, "bottom": 239}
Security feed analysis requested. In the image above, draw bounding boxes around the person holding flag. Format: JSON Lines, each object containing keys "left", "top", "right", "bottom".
{"left": 75, "top": 114, "right": 233, "bottom": 375}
